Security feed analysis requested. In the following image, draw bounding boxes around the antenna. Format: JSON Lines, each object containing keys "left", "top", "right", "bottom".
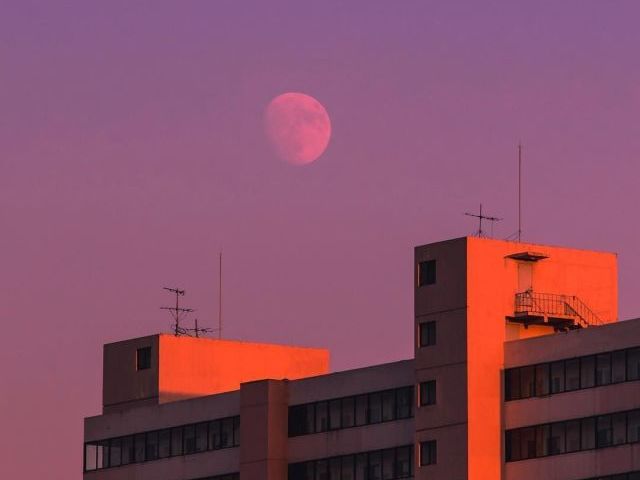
{"left": 518, "top": 142, "right": 523, "bottom": 242}
{"left": 218, "top": 251, "right": 223, "bottom": 339}
{"left": 464, "top": 203, "right": 502, "bottom": 237}
{"left": 187, "top": 318, "right": 212, "bottom": 338}
{"left": 160, "top": 287, "right": 194, "bottom": 336}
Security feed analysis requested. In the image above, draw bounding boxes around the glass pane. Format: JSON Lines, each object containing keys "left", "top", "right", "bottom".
{"left": 395, "top": 387, "right": 413, "bottom": 419}
{"left": 396, "top": 445, "right": 412, "bottom": 477}
{"left": 520, "top": 427, "right": 536, "bottom": 460}
{"left": 368, "top": 451, "right": 382, "bottom": 480}
{"left": 316, "top": 402, "right": 329, "bottom": 432}
{"left": 612, "top": 350, "right": 626, "bottom": 383}
{"left": 506, "top": 430, "right": 520, "bottom": 461}
{"left": 158, "top": 429, "right": 171, "bottom": 458}
{"left": 342, "top": 397, "right": 355, "bottom": 428}
{"left": 382, "top": 448, "right": 394, "bottom": 480}
{"left": 550, "top": 361, "right": 565, "bottom": 394}
{"left": 581, "top": 356, "right": 596, "bottom": 388}
{"left": 121, "top": 436, "right": 134, "bottom": 464}
{"left": 505, "top": 369, "right": 521, "bottom": 400}
{"left": 581, "top": 417, "right": 596, "bottom": 450}
{"left": 97, "top": 441, "right": 107, "bottom": 469}
{"left": 329, "top": 399, "right": 341, "bottom": 430}
{"left": 550, "top": 423, "right": 565, "bottom": 455}
{"left": 565, "top": 420, "right": 581, "bottom": 452}
{"left": 146, "top": 431, "right": 159, "bottom": 461}
{"left": 612, "top": 413, "right": 626, "bottom": 445}
{"left": 355, "top": 395, "right": 368, "bottom": 426}
{"left": 183, "top": 425, "right": 196, "bottom": 454}
{"left": 195, "top": 422, "right": 208, "bottom": 452}
{"left": 109, "top": 438, "right": 122, "bottom": 467}
{"left": 209, "top": 420, "right": 221, "bottom": 449}
{"left": 535, "top": 424, "right": 550, "bottom": 457}
{"left": 85, "top": 444, "right": 97, "bottom": 471}
{"left": 596, "top": 415, "right": 612, "bottom": 447}
{"left": 355, "top": 454, "right": 367, "bottom": 480}
{"left": 171, "top": 427, "right": 183, "bottom": 456}
{"left": 289, "top": 405, "right": 309, "bottom": 436}
{"left": 565, "top": 358, "right": 580, "bottom": 391}
{"left": 134, "top": 433, "right": 145, "bottom": 463}
{"left": 535, "top": 364, "right": 550, "bottom": 396}
{"left": 316, "top": 459, "right": 328, "bottom": 480}
{"left": 382, "top": 391, "right": 395, "bottom": 421}
{"left": 628, "top": 410, "right": 640, "bottom": 443}
{"left": 233, "top": 416, "right": 240, "bottom": 446}
{"left": 520, "top": 366, "right": 535, "bottom": 398}
{"left": 369, "top": 393, "right": 382, "bottom": 423}
{"left": 329, "top": 457, "right": 340, "bottom": 480}
{"left": 341, "top": 455, "right": 354, "bottom": 480}
{"left": 596, "top": 353, "right": 612, "bottom": 386}
{"left": 221, "top": 418, "right": 234, "bottom": 448}
{"left": 628, "top": 348, "right": 640, "bottom": 381}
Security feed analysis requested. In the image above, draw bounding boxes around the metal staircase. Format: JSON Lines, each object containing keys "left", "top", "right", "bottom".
{"left": 508, "top": 290, "right": 602, "bottom": 330}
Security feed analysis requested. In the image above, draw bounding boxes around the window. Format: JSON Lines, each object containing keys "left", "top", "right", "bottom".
{"left": 596, "top": 353, "right": 612, "bottom": 386}
{"left": 506, "top": 408, "right": 640, "bottom": 463}
{"left": 288, "top": 447, "right": 413, "bottom": 480}
{"left": 520, "top": 366, "right": 535, "bottom": 399}
{"left": 419, "top": 321, "right": 436, "bottom": 347}
{"left": 418, "top": 260, "right": 436, "bottom": 286}
{"left": 581, "top": 355, "right": 596, "bottom": 388}
{"left": 535, "top": 364, "right": 550, "bottom": 396}
{"left": 136, "top": 347, "right": 152, "bottom": 370}
{"left": 420, "top": 440, "right": 437, "bottom": 466}
{"left": 550, "top": 361, "right": 565, "bottom": 394}
{"left": 565, "top": 358, "right": 580, "bottom": 391}
{"left": 628, "top": 348, "right": 640, "bottom": 381}
{"left": 83, "top": 415, "right": 240, "bottom": 472}
{"left": 419, "top": 381, "right": 436, "bottom": 406}
{"left": 613, "top": 350, "right": 627, "bottom": 383}
{"left": 288, "top": 386, "right": 414, "bottom": 437}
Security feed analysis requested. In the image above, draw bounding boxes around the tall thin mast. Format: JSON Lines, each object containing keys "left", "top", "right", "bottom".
{"left": 218, "top": 251, "right": 222, "bottom": 339}
{"left": 518, "top": 143, "right": 523, "bottom": 242}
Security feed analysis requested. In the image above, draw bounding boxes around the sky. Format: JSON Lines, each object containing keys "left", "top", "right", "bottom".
{"left": 2, "top": 1, "right": 640, "bottom": 478}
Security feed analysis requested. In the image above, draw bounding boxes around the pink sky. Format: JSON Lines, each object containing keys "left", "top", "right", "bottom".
{"left": 2, "top": 1, "right": 640, "bottom": 478}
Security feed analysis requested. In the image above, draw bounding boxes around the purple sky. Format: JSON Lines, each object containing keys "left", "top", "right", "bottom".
{"left": 2, "top": 1, "right": 640, "bottom": 478}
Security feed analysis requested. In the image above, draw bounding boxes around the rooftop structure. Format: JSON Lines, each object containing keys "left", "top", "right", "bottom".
{"left": 84, "top": 236, "right": 640, "bottom": 480}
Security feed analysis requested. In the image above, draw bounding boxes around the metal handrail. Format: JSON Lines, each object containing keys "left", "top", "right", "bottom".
{"left": 514, "top": 291, "right": 602, "bottom": 328}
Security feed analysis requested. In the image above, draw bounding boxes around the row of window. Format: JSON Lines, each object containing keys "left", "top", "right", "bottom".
{"left": 505, "top": 346, "right": 640, "bottom": 401}
{"left": 288, "top": 445, "right": 414, "bottom": 480}
{"left": 581, "top": 472, "right": 640, "bottom": 480}
{"left": 506, "top": 408, "right": 640, "bottom": 462}
{"left": 288, "top": 386, "right": 414, "bottom": 437}
{"left": 84, "top": 416, "right": 240, "bottom": 471}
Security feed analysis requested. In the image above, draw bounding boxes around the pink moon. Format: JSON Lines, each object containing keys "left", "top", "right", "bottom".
{"left": 264, "top": 92, "right": 331, "bottom": 166}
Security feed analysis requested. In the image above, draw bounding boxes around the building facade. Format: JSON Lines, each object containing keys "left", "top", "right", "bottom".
{"left": 84, "top": 236, "right": 640, "bottom": 480}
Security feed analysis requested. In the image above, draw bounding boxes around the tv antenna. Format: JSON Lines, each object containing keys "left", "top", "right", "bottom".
{"left": 218, "top": 251, "right": 223, "bottom": 339}
{"left": 160, "top": 287, "right": 194, "bottom": 336}
{"left": 186, "top": 318, "right": 213, "bottom": 338}
{"left": 517, "top": 142, "right": 523, "bottom": 242}
{"left": 464, "top": 203, "right": 502, "bottom": 238}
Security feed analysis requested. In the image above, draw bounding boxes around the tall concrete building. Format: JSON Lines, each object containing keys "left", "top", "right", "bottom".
{"left": 84, "top": 236, "right": 640, "bottom": 480}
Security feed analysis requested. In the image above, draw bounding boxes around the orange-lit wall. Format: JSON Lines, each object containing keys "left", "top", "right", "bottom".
{"left": 466, "top": 237, "right": 617, "bottom": 480}
{"left": 102, "top": 334, "right": 329, "bottom": 413}
{"left": 415, "top": 236, "right": 617, "bottom": 479}
{"left": 158, "top": 335, "right": 329, "bottom": 403}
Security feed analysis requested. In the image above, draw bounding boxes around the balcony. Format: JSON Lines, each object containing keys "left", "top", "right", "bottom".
{"left": 507, "top": 290, "right": 602, "bottom": 331}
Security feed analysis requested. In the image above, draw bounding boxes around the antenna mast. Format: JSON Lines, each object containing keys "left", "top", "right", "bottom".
{"left": 518, "top": 143, "right": 523, "bottom": 242}
{"left": 464, "top": 203, "right": 502, "bottom": 237}
{"left": 160, "top": 287, "right": 194, "bottom": 336}
{"left": 218, "top": 251, "right": 223, "bottom": 339}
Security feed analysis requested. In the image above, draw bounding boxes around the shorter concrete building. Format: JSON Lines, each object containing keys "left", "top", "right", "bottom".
{"left": 84, "top": 236, "right": 640, "bottom": 480}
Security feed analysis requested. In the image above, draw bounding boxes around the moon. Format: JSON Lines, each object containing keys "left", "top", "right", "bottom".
{"left": 264, "top": 92, "right": 331, "bottom": 166}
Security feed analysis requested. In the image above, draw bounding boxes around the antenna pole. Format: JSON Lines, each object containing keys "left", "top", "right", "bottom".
{"left": 218, "top": 251, "right": 222, "bottom": 339}
{"left": 518, "top": 143, "right": 522, "bottom": 242}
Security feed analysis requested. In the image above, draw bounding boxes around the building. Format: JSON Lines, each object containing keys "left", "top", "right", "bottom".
{"left": 83, "top": 236, "right": 640, "bottom": 480}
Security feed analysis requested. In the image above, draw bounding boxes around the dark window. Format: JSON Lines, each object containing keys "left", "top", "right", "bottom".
{"left": 420, "top": 381, "right": 436, "bottom": 406}
{"left": 381, "top": 391, "right": 395, "bottom": 422}
{"left": 506, "top": 430, "right": 520, "bottom": 461}
{"left": 355, "top": 395, "right": 368, "bottom": 426}
{"left": 419, "top": 321, "right": 436, "bottom": 347}
{"left": 158, "top": 429, "right": 171, "bottom": 458}
{"left": 329, "top": 399, "right": 342, "bottom": 430}
{"left": 613, "top": 350, "right": 627, "bottom": 383}
{"left": 550, "top": 361, "right": 565, "bottom": 394}
{"left": 396, "top": 446, "right": 412, "bottom": 477}
{"left": 136, "top": 347, "right": 151, "bottom": 371}
{"left": 221, "top": 418, "right": 234, "bottom": 448}
{"left": 289, "top": 405, "right": 311, "bottom": 437}
{"left": 183, "top": 425, "right": 196, "bottom": 454}
{"left": 109, "top": 438, "right": 122, "bottom": 467}
{"left": 520, "top": 366, "right": 535, "bottom": 398}
{"left": 581, "top": 355, "right": 596, "bottom": 388}
{"left": 395, "top": 387, "right": 413, "bottom": 419}
{"left": 418, "top": 260, "right": 436, "bottom": 286}
{"left": 145, "top": 431, "right": 159, "bottom": 461}
{"left": 613, "top": 413, "right": 627, "bottom": 445}
{"left": 628, "top": 348, "right": 640, "bottom": 381}
{"left": 581, "top": 417, "right": 596, "bottom": 450}
{"left": 505, "top": 368, "right": 521, "bottom": 400}
{"left": 134, "top": 433, "right": 146, "bottom": 463}
{"left": 342, "top": 397, "right": 355, "bottom": 428}
{"left": 565, "top": 420, "right": 581, "bottom": 452}
{"left": 550, "top": 423, "right": 565, "bottom": 455}
{"left": 171, "top": 426, "right": 183, "bottom": 456}
{"left": 565, "top": 358, "right": 580, "bottom": 391}
{"left": 596, "top": 415, "right": 613, "bottom": 448}
{"left": 535, "top": 364, "right": 550, "bottom": 396}
{"left": 535, "top": 424, "right": 550, "bottom": 457}
{"left": 316, "top": 401, "right": 329, "bottom": 432}
{"left": 420, "top": 440, "right": 437, "bottom": 466}
{"left": 195, "top": 422, "right": 208, "bottom": 452}
{"left": 121, "top": 435, "right": 134, "bottom": 464}
{"left": 596, "top": 353, "right": 612, "bottom": 386}
{"left": 368, "top": 393, "right": 382, "bottom": 423}
{"left": 629, "top": 411, "right": 640, "bottom": 443}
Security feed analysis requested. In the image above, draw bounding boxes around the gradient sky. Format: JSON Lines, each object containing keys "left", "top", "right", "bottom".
{"left": 2, "top": 1, "right": 640, "bottom": 478}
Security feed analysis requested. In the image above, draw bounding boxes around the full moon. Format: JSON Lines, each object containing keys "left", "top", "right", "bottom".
{"left": 264, "top": 92, "right": 331, "bottom": 165}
